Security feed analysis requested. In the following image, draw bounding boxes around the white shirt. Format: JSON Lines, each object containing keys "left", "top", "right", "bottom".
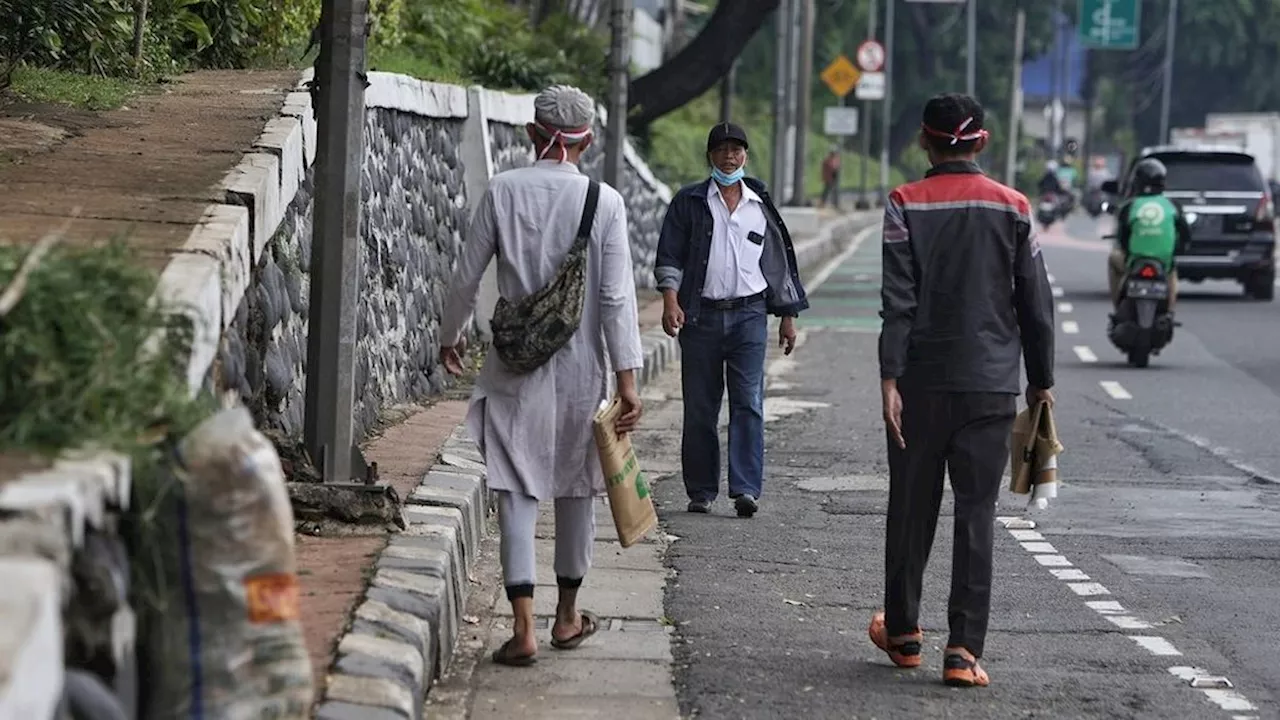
{"left": 702, "top": 179, "right": 769, "bottom": 300}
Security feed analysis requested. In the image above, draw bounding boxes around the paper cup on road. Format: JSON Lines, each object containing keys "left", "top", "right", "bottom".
{"left": 593, "top": 396, "right": 658, "bottom": 548}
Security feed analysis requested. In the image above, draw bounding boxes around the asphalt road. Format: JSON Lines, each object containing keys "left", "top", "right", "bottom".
{"left": 655, "top": 217, "right": 1280, "bottom": 719}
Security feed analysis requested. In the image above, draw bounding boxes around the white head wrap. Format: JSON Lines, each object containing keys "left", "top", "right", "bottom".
{"left": 532, "top": 84, "right": 596, "bottom": 162}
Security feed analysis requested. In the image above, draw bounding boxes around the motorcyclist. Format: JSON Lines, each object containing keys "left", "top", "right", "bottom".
{"left": 1107, "top": 158, "right": 1191, "bottom": 313}
{"left": 1038, "top": 160, "right": 1065, "bottom": 195}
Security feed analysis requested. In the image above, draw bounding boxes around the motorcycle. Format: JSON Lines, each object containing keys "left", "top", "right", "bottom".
{"left": 1037, "top": 192, "right": 1061, "bottom": 227}
{"left": 1107, "top": 256, "right": 1176, "bottom": 368}
{"left": 1083, "top": 187, "right": 1105, "bottom": 217}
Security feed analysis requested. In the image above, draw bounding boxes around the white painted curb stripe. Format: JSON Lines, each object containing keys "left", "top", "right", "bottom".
{"left": 1062, "top": 321, "right": 1080, "bottom": 334}
{"left": 1058, "top": 302, "right": 1074, "bottom": 313}
{"left": 1052, "top": 286, "right": 1065, "bottom": 297}
{"left": 1021, "top": 541, "right": 1058, "bottom": 553}
{"left": 1100, "top": 381, "right": 1132, "bottom": 399}
{"left": 1009, "top": 530, "right": 1044, "bottom": 541}
{"left": 1106, "top": 615, "right": 1154, "bottom": 630}
{"left": 1068, "top": 582, "right": 1111, "bottom": 596}
{"left": 1034, "top": 554, "right": 1073, "bottom": 567}
{"left": 1050, "top": 568, "right": 1091, "bottom": 581}
{"left": 1086, "top": 600, "right": 1126, "bottom": 615}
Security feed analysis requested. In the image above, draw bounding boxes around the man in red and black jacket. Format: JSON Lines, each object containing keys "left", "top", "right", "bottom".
{"left": 866, "top": 93, "right": 1056, "bottom": 689}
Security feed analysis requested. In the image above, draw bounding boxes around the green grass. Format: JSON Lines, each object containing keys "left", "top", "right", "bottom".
{"left": 7, "top": 65, "right": 148, "bottom": 111}
{"left": 367, "top": 45, "right": 467, "bottom": 87}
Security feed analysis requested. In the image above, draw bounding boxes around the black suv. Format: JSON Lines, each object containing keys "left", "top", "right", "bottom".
{"left": 1102, "top": 146, "right": 1276, "bottom": 301}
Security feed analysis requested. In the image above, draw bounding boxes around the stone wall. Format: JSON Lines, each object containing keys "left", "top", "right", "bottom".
{"left": 190, "top": 73, "right": 674, "bottom": 443}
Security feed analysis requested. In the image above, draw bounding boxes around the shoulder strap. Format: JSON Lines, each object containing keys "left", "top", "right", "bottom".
{"left": 576, "top": 180, "right": 601, "bottom": 243}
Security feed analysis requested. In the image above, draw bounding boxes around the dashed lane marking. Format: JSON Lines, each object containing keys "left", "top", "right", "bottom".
{"left": 1058, "top": 302, "right": 1074, "bottom": 313}
{"left": 1052, "top": 286, "right": 1065, "bottom": 297}
{"left": 1062, "top": 320, "right": 1080, "bottom": 334}
{"left": 997, "top": 517, "right": 1262, "bottom": 717}
{"left": 1100, "top": 381, "right": 1132, "bottom": 400}
{"left": 1047, "top": 273, "right": 1056, "bottom": 284}
{"left": 1074, "top": 346, "right": 1098, "bottom": 363}
{"left": 1130, "top": 636, "right": 1183, "bottom": 656}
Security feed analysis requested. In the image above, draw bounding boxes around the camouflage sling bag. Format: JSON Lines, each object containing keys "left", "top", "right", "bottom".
{"left": 489, "top": 180, "right": 600, "bottom": 374}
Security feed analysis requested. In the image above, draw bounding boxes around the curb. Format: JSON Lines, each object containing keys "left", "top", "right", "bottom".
{"left": 312, "top": 212, "right": 876, "bottom": 717}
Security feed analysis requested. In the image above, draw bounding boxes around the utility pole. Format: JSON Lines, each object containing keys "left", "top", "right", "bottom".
{"left": 772, "top": 0, "right": 790, "bottom": 194}
{"left": 879, "top": 0, "right": 894, "bottom": 202}
{"left": 790, "top": 0, "right": 814, "bottom": 205}
{"left": 720, "top": 59, "right": 736, "bottom": 123}
{"left": 1158, "top": 0, "right": 1179, "bottom": 144}
{"left": 1049, "top": 0, "right": 1062, "bottom": 158}
{"left": 305, "top": 0, "right": 368, "bottom": 483}
{"left": 966, "top": 0, "right": 977, "bottom": 97}
{"left": 860, "top": 0, "right": 877, "bottom": 209}
{"left": 1005, "top": 4, "right": 1025, "bottom": 187}
{"left": 782, "top": 0, "right": 801, "bottom": 203}
{"left": 604, "top": 0, "right": 631, "bottom": 188}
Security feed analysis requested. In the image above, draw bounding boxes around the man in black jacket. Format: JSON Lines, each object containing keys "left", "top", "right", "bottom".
{"left": 654, "top": 122, "right": 809, "bottom": 518}
{"left": 868, "top": 94, "right": 1056, "bottom": 689}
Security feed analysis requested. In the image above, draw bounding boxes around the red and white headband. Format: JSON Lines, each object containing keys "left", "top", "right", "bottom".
{"left": 922, "top": 116, "right": 989, "bottom": 145}
{"left": 534, "top": 121, "right": 593, "bottom": 162}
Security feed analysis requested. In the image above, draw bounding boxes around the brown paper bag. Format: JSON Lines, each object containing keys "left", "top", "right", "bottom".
{"left": 1009, "top": 401, "right": 1065, "bottom": 495}
{"left": 592, "top": 397, "right": 658, "bottom": 548}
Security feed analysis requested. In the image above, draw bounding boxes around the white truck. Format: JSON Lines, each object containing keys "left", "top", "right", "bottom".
{"left": 1203, "top": 112, "right": 1280, "bottom": 182}
{"left": 1169, "top": 126, "right": 1248, "bottom": 153}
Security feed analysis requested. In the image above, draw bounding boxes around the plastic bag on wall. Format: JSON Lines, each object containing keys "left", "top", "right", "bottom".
{"left": 141, "top": 406, "right": 313, "bottom": 719}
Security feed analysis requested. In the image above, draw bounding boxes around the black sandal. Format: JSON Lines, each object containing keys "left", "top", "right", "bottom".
{"left": 491, "top": 637, "right": 537, "bottom": 667}
{"left": 550, "top": 610, "right": 600, "bottom": 650}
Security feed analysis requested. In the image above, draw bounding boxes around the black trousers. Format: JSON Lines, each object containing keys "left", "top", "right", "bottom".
{"left": 884, "top": 389, "right": 1016, "bottom": 658}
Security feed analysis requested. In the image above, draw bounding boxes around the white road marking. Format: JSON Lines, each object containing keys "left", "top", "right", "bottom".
{"left": 1130, "top": 636, "right": 1183, "bottom": 656}
{"left": 1058, "top": 301, "right": 1074, "bottom": 313}
{"left": 1062, "top": 321, "right": 1080, "bottom": 334}
{"left": 1034, "top": 554, "right": 1072, "bottom": 567}
{"left": 1106, "top": 615, "right": 1154, "bottom": 630}
{"left": 1009, "top": 529, "right": 1044, "bottom": 541}
{"left": 1169, "top": 666, "right": 1213, "bottom": 681}
{"left": 1051, "top": 286, "right": 1065, "bottom": 297}
{"left": 1202, "top": 690, "right": 1258, "bottom": 712}
{"left": 1047, "top": 273, "right": 1056, "bottom": 283}
{"left": 1074, "top": 346, "right": 1098, "bottom": 363}
{"left": 1086, "top": 600, "right": 1126, "bottom": 615}
{"left": 1050, "top": 568, "right": 1091, "bottom": 581}
{"left": 807, "top": 224, "right": 880, "bottom": 292}
{"left": 1068, "top": 582, "right": 1111, "bottom": 596}
{"left": 1100, "top": 381, "right": 1133, "bottom": 399}
{"left": 1021, "top": 541, "right": 1058, "bottom": 554}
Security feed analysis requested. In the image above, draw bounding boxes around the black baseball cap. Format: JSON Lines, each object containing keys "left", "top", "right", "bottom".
{"left": 707, "top": 122, "right": 749, "bottom": 151}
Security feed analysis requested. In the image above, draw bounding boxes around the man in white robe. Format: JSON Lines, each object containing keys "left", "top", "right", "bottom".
{"left": 439, "top": 84, "right": 645, "bottom": 666}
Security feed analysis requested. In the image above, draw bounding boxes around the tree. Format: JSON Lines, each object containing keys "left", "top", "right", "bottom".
{"left": 627, "top": 0, "right": 780, "bottom": 129}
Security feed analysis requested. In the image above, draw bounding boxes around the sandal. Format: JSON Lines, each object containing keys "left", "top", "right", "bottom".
{"left": 550, "top": 609, "right": 600, "bottom": 650}
{"left": 868, "top": 611, "right": 923, "bottom": 668}
{"left": 943, "top": 647, "right": 990, "bottom": 687}
{"left": 491, "top": 637, "right": 537, "bottom": 667}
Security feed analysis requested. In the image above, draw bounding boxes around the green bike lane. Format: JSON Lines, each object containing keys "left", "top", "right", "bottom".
{"left": 804, "top": 232, "right": 883, "bottom": 332}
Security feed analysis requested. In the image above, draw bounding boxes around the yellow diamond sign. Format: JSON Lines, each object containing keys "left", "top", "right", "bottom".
{"left": 820, "top": 54, "right": 861, "bottom": 98}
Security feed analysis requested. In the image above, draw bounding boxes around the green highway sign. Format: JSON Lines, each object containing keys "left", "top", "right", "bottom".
{"left": 1079, "top": 0, "right": 1141, "bottom": 50}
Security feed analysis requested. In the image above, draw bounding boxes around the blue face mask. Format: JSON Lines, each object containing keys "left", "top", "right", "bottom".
{"left": 711, "top": 166, "right": 745, "bottom": 186}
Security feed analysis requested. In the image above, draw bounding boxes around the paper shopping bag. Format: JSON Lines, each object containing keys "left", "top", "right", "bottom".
{"left": 592, "top": 396, "right": 658, "bottom": 548}
{"left": 1009, "top": 401, "right": 1066, "bottom": 501}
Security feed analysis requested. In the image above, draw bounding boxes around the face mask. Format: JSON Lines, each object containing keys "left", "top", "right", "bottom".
{"left": 711, "top": 166, "right": 745, "bottom": 186}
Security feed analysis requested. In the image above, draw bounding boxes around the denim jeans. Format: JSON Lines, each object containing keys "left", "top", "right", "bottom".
{"left": 678, "top": 298, "right": 768, "bottom": 502}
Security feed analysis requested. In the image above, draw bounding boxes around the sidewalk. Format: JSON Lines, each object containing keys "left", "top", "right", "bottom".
{"left": 415, "top": 211, "right": 880, "bottom": 719}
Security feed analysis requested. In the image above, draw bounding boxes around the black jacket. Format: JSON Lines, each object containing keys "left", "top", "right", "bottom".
{"left": 880, "top": 161, "right": 1056, "bottom": 393}
{"left": 654, "top": 177, "right": 809, "bottom": 325}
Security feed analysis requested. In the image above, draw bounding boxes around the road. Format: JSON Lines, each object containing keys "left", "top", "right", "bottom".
{"left": 655, "top": 216, "right": 1280, "bottom": 719}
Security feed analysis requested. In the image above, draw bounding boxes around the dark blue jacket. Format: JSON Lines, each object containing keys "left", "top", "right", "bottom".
{"left": 653, "top": 176, "right": 809, "bottom": 325}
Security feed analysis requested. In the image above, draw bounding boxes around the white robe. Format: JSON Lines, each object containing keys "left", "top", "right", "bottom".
{"left": 439, "top": 160, "right": 645, "bottom": 500}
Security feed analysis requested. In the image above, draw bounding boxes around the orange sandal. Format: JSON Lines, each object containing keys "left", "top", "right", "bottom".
{"left": 868, "top": 612, "right": 923, "bottom": 668}
{"left": 943, "top": 647, "right": 990, "bottom": 687}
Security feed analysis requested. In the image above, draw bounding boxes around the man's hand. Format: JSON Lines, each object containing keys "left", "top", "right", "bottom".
{"left": 882, "top": 378, "right": 906, "bottom": 450}
{"left": 779, "top": 316, "right": 798, "bottom": 355}
{"left": 615, "top": 371, "right": 643, "bottom": 434}
{"left": 661, "top": 292, "right": 684, "bottom": 337}
{"left": 440, "top": 335, "right": 468, "bottom": 377}
{"left": 1026, "top": 385, "right": 1055, "bottom": 409}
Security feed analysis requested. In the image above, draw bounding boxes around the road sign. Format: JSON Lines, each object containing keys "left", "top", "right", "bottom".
{"left": 855, "top": 40, "right": 885, "bottom": 73}
{"left": 1078, "top": 0, "right": 1141, "bottom": 50}
{"left": 855, "top": 71, "right": 885, "bottom": 101}
{"left": 820, "top": 54, "right": 861, "bottom": 98}
{"left": 824, "top": 106, "right": 860, "bottom": 136}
